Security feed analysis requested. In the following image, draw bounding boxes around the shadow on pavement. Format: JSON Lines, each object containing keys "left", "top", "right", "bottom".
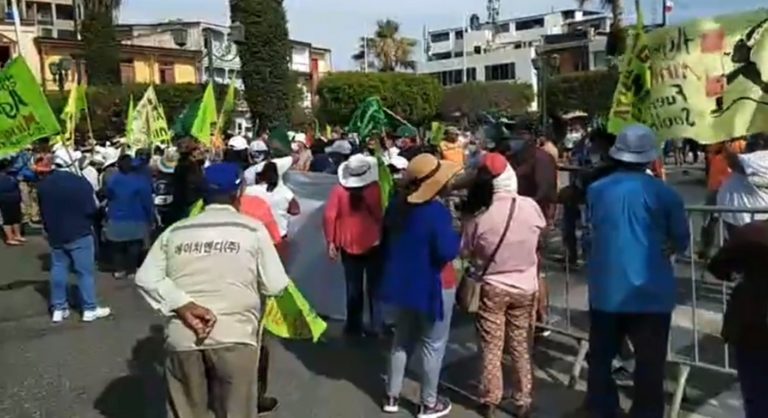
{"left": 279, "top": 322, "right": 388, "bottom": 409}
{"left": 94, "top": 324, "right": 167, "bottom": 418}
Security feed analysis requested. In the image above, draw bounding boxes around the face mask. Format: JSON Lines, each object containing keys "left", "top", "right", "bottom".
{"left": 566, "top": 132, "right": 582, "bottom": 142}
{"left": 251, "top": 152, "right": 267, "bottom": 163}
{"left": 467, "top": 144, "right": 478, "bottom": 153}
{"left": 589, "top": 153, "right": 602, "bottom": 164}
{"left": 291, "top": 142, "right": 300, "bottom": 152}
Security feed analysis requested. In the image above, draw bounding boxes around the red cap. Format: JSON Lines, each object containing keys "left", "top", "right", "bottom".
{"left": 482, "top": 152, "right": 508, "bottom": 177}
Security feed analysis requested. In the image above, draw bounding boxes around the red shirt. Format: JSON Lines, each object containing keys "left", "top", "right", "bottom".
{"left": 239, "top": 195, "right": 282, "bottom": 245}
{"left": 323, "top": 183, "right": 383, "bottom": 255}
{"left": 441, "top": 263, "right": 457, "bottom": 289}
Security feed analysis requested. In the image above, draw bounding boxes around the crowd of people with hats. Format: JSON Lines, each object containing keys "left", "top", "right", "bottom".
{"left": 1, "top": 113, "right": 767, "bottom": 418}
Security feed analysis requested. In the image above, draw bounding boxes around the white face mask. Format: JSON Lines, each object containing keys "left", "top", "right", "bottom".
{"left": 291, "top": 142, "right": 300, "bottom": 152}
{"left": 467, "top": 144, "right": 478, "bottom": 153}
{"left": 589, "top": 153, "right": 602, "bottom": 164}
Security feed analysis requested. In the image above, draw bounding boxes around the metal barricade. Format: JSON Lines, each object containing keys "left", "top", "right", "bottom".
{"left": 667, "top": 205, "right": 768, "bottom": 417}
{"left": 442, "top": 197, "right": 768, "bottom": 417}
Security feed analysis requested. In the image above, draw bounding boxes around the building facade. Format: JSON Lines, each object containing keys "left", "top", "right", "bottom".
{"left": 2, "top": 0, "right": 78, "bottom": 39}
{"left": 35, "top": 37, "right": 201, "bottom": 91}
{"left": 419, "top": 8, "right": 611, "bottom": 90}
{"left": 116, "top": 21, "right": 333, "bottom": 108}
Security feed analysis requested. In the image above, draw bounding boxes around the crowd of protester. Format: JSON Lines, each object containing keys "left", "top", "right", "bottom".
{"left": 0, "top": 115, "right": 766, "bottom": 418}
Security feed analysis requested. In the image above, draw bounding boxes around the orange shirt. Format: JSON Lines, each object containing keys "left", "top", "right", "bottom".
{"left": 239, "top": 195, "right": 283, "bottom": 244}
{"left": 440, "top": 141, "right": 465, "bottom": 166}
{"left": 707, "top": 139, "right": 745, "bottom": 191}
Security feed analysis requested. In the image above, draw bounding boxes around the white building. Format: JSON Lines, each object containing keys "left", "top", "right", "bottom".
{"left": 419, "top": 8, "right": 611, "bottom": 89}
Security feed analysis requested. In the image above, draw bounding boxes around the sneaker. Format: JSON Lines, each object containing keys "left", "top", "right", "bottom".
{"left": 257, "top": 396, "right": 279, "bottom": 416}
{"left": 418, "top": 397, "right": 452, "bottom": 418}
{"left": 51, "top": 308, "right": 70, "bottom": 323}
{"left": 82, "top": 307, "right": 112, "bottom": 322}
{"left": 382, "top": 396, "right": 399, "bottom": 413}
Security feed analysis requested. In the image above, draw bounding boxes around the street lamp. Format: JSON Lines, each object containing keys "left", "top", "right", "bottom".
{"left": 48, "top": 57, "right": 73, "bottom": 92}
{"left": 532, "top": 50, "right": 560, "bottom": 134}
{"left": 170, "top": 27, "right": 189, "bottom": 48}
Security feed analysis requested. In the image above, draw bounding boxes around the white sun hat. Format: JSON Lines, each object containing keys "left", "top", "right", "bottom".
{"left": 227, "top": 135, "right": 249, "bottom": 151}
{"left": 338, "top": 154, "right": 379, "bottom": 188}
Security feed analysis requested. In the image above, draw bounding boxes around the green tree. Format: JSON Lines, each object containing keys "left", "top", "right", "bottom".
{"left": 317, "top": 72, "right": 442, "bottom": 126}
{"left": 578, "top": 0, "right": 627, "bottom": 56}
{"left": 80, "top": 0, "right": 121, "bottom": 85}
{"left": 230, "top": 0, "right": 292, "bottom": 129}
{"left": 352, "top": 19, "right": 417, "bottom": 72}
{"left": 439, "top": 82, "right": 535, "bottom": 123}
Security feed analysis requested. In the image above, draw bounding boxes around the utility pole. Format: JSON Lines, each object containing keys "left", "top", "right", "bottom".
{"left": 10, "top": 0, "right": 23, "bottom": 58}
{"left": 363, "top": 36, "right": 368, "bottom": 73}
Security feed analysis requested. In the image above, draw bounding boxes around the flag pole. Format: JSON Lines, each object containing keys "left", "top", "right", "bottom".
{"left": 10, "top": 0, "right": 23, "bottom": 58}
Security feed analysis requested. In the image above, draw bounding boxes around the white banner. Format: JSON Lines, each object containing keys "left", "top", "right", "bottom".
{"left": 282, "top": 171, "right": 347, "bottom": 320}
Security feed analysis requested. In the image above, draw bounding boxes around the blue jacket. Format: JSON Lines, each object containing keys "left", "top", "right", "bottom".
{"left": 378, "top": 200, "right": 460, "bottom": 320}
{"left": 106, "top": 171, "right": 154, "bottom": 224}
{"left": 38, "top": 170, "right": 97, "bottom": 247}
{"left": 9, "top": 151, "right": 36, "bottom": 182}
{"left": 586, "top": 170, "right": 690, "bottom": 313}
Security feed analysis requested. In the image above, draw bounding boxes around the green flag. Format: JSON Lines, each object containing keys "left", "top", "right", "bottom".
{"left": 215, "top": 82, "right": 236, "bottom": 138}
{"left": 125, "top": 95, "right": 135, "bottom": 139}
{"left": 376, "top": 153, "right": 394, "bottom": 210}
{"left": 263, "top": 280, "right": 328, "bottom": 342}
{"left": 54, "top": 83, "right": 88, "bottom": 145}
{"left": 191, "top": 82, "right": 218, "bottom": 146}
{"left": 0, "top": 57, "right": 61, "bottom": 156}
{"left": 171, "top": 99, "right": 201, "bottom": 139}
{"left": 429, "top": 121, "right": 446, "bottom": 146}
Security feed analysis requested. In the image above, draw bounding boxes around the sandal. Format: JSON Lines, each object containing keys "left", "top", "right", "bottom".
{"left": 5, "top": 240, "right": 21, "bottom": 246}
{"left": 16, "top": 237, "right": 27, "bottom": 242}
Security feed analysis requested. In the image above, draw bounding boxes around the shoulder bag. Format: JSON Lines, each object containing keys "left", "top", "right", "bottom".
{"left": 457, "top": 197, "right": 517, "bottom": 313}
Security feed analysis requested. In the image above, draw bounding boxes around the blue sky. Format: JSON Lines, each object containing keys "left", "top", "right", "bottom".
{"left": 119, "top": 0, "right": 763, "bottom": 70}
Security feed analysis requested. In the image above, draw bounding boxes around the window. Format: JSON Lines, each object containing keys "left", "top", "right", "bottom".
{"left": 431, "top": 69, "right": 464, "bottom": 87}
{"left": 57, "top": 29, "right": 76, "bottom": 40}
{"left": 473, "top": 45, "right": 483, "bottom": 54}
{"left": 513, "top": 42, "right": 523, "bottom": 49}
{"left": 55, "top": 4, "right": 74, "bottom": 21}
{"left": 428, "top": 52, "right": 452, "bottom": 61}
{"left": 453, "top": 50, "right": 464, "bottom": 58}
{"left": 498, "top": 23, "right": 510, "bottom": 33}
{"left": 159, "top": 62, "right": 175, "bottom": 84}
{"left": 484, "top": 62, "right": 516, "bottom": 81}
{"left": 213, "top": 68, "right": 226, "bottom": 82}
{"left": 454, "top": 30, "right": 464, "bottom": 40}
{"left": 515, "top": 18, "right": 545, "bottom": 31}
{"left": 120, "top": 60, "right": 135, "bottom": 84}
{"left": 430, "top": 32, "right": 450, "bottom": 43}
{"left": 466, "top": 67, "right": 477, "bottom": 82}
{"left": 593, "top": 51, "right": 608, "bottom": 69}
{"left": 40, "top": 28, "right": 53, "bottom": 37}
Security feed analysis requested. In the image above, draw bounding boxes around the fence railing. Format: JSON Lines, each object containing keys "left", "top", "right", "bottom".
{"left": 441, "top": 201, "right": 768, "bottom": 417}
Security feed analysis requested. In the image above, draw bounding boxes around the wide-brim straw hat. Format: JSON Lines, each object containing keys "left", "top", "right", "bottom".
{"left": 405, "top": 153, "right": 462, "bottom": 204}
{"left": 338, "top": 154, "right": 379, "bottom": 188}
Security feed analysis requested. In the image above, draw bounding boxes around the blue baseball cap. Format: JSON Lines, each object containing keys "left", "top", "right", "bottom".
{"left": 204, "top": 163, "right": 242, "bottom": 196}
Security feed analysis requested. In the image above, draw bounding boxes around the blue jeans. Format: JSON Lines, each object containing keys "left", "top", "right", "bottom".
{"left": 386, "top": 289, "right": 455, "bottom": 406}
{"left": 50, "top": 234, "right": 98, "bottom": 311}
{"left": 587, "top": 311, "right": 670, "bottom": 418}
{"left": 735, "top": 347, "right": 768, "bottom": 418}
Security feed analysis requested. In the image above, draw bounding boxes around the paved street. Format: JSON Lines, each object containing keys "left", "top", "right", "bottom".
{"left": 0, "top": 165, "right": 744, "bottom": 418}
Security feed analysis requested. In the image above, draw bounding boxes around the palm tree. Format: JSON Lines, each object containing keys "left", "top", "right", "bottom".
{"left": 577, "top": 0, "right": 626, "bottom": 56}
{"left": 80, "top": 0, "right": 122, "bottom": 85}
{"left": 352, "top": 19, "right": 417, "bottom": 72}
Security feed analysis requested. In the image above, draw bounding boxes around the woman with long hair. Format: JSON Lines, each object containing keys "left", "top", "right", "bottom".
{"left": 246, "top": 161, "right": 300, "bottom": 241}
{"left": 460, "top": 152, "right": 545, "bottom": 418}
{"left": 378, "top": 153, "right": 462, "bottom": 418}
{"left": 323, "top": 154, "right": 384, "bottom": 337}
{"left": 105, "top": 155, "right": 154, "bottom": 279}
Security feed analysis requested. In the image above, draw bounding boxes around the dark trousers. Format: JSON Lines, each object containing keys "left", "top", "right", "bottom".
{"left": 736, "top": 347, "right": 768, "bottom": 418}
{"left": 340, "top": 247, "right": 382, "bottom": 334}
{"left": 562, "top": 204, "right": 581, "bottom": 262}
{"left": 111, "top": 239, "right": 144, "bottom": 274}
{"left": 587, "top": 311, "right": 671, "bottom": 418}
{"left": 258, "top": 343, "right": 269, "bottom": 398}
